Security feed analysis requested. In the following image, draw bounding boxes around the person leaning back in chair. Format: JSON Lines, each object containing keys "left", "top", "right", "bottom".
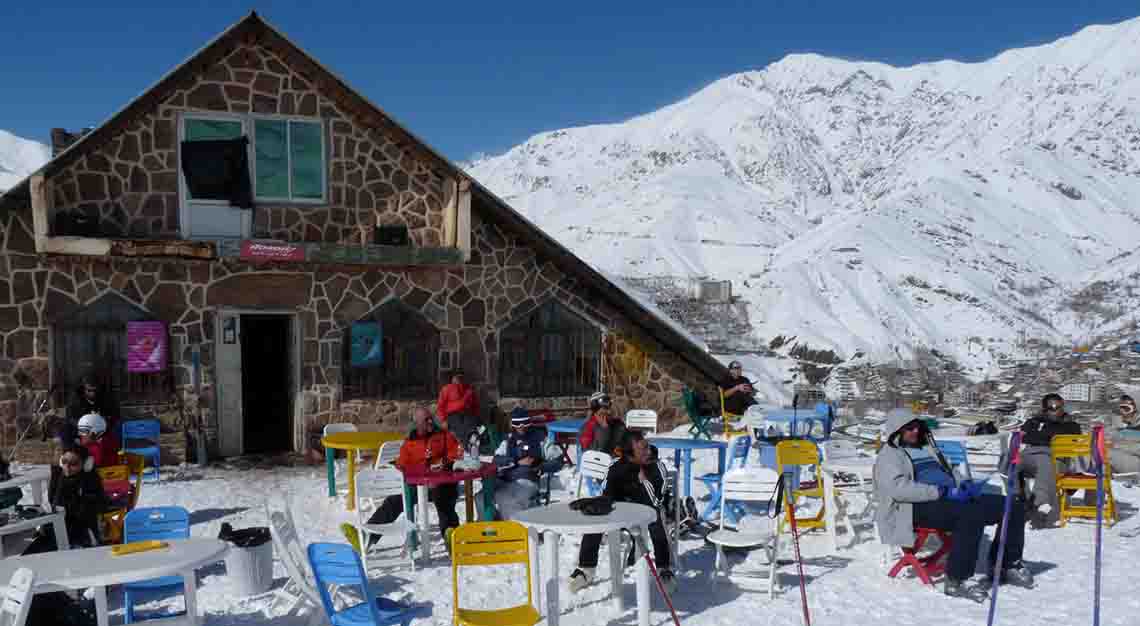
{"left": 719, "top": 360, "right": 757, "bottom": 416}
{"left": 873, "top": 409, "right": 1032, "bottom": 599}
{"left": 24, "top": 446, "right": 107, "bottom": 554}
{"left": 568, "top": 430, "right": 675, "bottom": 594}
{"left": 1018, "top": 393, "right": 1082, "bottom": 527}
{"left": 484, "top": 409, "right": 561, "bottom": 520}
{"left": 579, "top": 391, "right": 626, "bottom": 456}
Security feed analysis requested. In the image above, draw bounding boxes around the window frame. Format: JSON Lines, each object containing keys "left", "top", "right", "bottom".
{"left": 341, "top": 300, "right": 441, "bottom": 401}
{"left": 498, "top": 300, "right": 603, "bottom": 398}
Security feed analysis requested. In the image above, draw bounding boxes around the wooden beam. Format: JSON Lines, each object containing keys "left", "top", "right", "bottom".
{"left": 29, "top": 174, "right": 51, "bottom": 253}
{"left": 456, "top": 179, "right": 472, "bottom": 262}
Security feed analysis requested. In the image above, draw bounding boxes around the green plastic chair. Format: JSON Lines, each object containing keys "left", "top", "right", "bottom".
{"left": 682, "top": 388, "right": 715, "bottom": 440}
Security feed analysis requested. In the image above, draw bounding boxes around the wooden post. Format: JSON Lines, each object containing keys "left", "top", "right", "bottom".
{"left": 29, "top": 173, "right": 51, "bottom": 253}
{"left": 456, "top": 179, "right": 472, "bottom": 262}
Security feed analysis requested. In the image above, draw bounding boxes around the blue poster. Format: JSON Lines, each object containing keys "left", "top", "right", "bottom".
{"left": 351, "top": 321, "right": 382, "bottom": 367}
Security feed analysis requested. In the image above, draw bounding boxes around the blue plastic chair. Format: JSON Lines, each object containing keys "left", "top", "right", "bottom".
{"left": 307, "top": 542, "right": 429, "bottom": 626}
{"left": 935, "top": 440, "right": 972, "bottom": 479}
{"left": 697, "top": 434, "right": 752, "bottom": 521}
{"left": 122, "top": 419, "right": 162, "bottom": 483}
{"left": 123, "top": 507, "right": 190, "bottom": 623}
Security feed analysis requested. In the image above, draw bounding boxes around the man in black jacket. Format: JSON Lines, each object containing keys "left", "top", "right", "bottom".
{"left": 24, "top": 446, "right": 107, "bottom": 554}
{"left": 568, "top": 430, "right": 675, "bottom": 594}
{"left": 1019, "top": 393, "right": 1082, "bottom": 527}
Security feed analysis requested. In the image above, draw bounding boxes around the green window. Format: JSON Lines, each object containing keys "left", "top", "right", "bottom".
{"left": 254, "top": 119, "right": 325, "bottom": 201}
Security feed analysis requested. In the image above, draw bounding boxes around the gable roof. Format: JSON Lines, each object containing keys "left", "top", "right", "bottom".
{"left": 0, "top": 11, "right": 729, "bottom": 385}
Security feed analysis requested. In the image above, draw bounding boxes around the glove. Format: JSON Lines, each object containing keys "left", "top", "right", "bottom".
{"left": 940, "top": 485, "right": 971, "bottom": 503}
{"left": 961, "top": 479, "right": 987, "bottom": 499}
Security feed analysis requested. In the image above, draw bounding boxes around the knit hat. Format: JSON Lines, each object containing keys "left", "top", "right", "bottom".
{"left": 510, "top": 407, "right": 531, "bottom": 427}
{"left": 589, "top": 391, "right": 611, "bottom": 410}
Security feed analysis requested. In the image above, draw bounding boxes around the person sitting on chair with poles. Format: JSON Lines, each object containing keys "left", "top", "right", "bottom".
{"left": 1018, "top": 393, "right": 1082, "bottom": 527}
{"left": 874, "top": 409, "right": 1032, "bottom": 599}
{"left": 569, "top": 430, "right": 676, "bottom": 594}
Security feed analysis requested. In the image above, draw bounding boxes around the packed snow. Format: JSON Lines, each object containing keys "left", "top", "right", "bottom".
{"left": 27, "top": 436, "right": 1138, "bottom": 626}
{"left": 0, "top": 130, "right": 49, "bottom": 193}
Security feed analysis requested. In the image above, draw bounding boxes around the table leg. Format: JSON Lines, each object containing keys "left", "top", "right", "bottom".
{"left": 636, "top": 526, "right": 650, "bottom": 626}
{"left": 672, "top": 472, "right": 682, "bottom": 573}
{"left": 607, "top": 529, "right": 623, "bottom": 613}
{"left": 52, "top": 516, "right": 69, "bottom": 551}
{"left": 464, "top": 480, "right": 475, "bottom": 523}
{"left": 718, "top": 446, "right": 726, "bottom": 474}
{"left": 823, "top": 469, "right": 840, "bottom": 553}
{"left": 183, "top": 570, "right": 200, "bottom": 626}
{"left": 417, "top": 485, "right": 430, "bottom": 563}
{"left": 545, "top": 530, "right": 561, "bottom": 626}
{"left": 325, "top": 447, "right": 336, "bottom": 498}
{"left": 683, "top": 450, "right": 693, "bottom": 499}
{"left": 94, "top": 585, "right": 109, "bottom": 626}
{"left": 528, "top": 527, "right": 542, "bottom": 614}
{"left": 404, "top": 483, "right": 419, "bottom": 554}
{"left": 481, "top": 476, "right": 496, "bottom": 521}
{"left": 345, "top": 452, "right": 357, "bottom": 511}
{"left": 29, "top": 479, "right": 43, "bottom": 508}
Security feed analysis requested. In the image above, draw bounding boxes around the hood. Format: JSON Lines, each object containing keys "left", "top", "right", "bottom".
{"left": 884, "top": 408, "right": 920, "bottom": 438}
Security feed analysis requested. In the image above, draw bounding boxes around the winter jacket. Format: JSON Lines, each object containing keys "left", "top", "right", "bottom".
{"left": 719, "top": 376, "right": 757, "bottom": 416}
{"left": 437, "top": 383, "right": 479, "bottom": 420}
{"left": 82, "top": 433, "right": 121, "bottom": 469}
{"left": 580, "top": 414, "right": 627, "bottom": 455}
{"left": 1020, "top": 412, "right": 1082, "bottom": 447}
{"left": 494, "top": 427, "right": 547, "bottom": 483}
{"left": 873, "top": 410, "right": 941, "bottom": 546}
{"left": 602, "top": 456, "right": 667, "bottom": 512}
{"left": 396, "top": 425, "right": 462, "bottom": 471}
{"left": 48, "top": 465, "right": 107, "bottom": 545}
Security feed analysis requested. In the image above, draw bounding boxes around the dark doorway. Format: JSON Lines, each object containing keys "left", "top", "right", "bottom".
{"left": 240, "top": 314, "right": 292, "bottom": 454}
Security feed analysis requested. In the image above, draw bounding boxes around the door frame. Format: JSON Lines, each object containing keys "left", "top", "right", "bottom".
{"left": 213, "top": 307, "right": 302, "bottom": 455}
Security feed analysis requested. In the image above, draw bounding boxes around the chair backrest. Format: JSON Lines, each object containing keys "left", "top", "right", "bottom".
{"left": 681, "top": 388, "right": 697, "bottom": 417}
{"left": 935, "top": 440, "right": 971, "bottom": 479}
{"left": 0, "top": 568, "right": 35, "bottom": 626}
{"left": 719, "top": 388, "right": 739, "bottom": 417}
{"left": 354, "top": 467, "right": 405, "bottom": 517}
{"left": 719, "top": 466, "right": 782, "bottom": 532}
{"left": 97, "top": 465, "right": 130, "bottom": 483}
{"left": 579, "top": 450, "right": 614, "bottom": 482}
{"left": 775, "top": 439, "right": 823, "bottom": 486}
{"left": 124, "top": 506, "right": 190, "bottom": 543}
{"left": 1051, "top": 433, "right": 1113, "bottom": 478}
{"left": 122, "top": 453, "right": 147, "bottom": 509}
{"left": 625, "top": 409, "right": 659, "bottom": 434}
{"left": 726, "top": 434, "right": 752, "bottom": 470}
{"left": 323, "top": 423, "right": 358, "bottom": 437}
{"left": 121, "top": 419, "right": 160, "bottom": 445}
{"left": 821, "top": 439, "right": 862, "bottom": 461}
{"left": 373, "top": 440, "right": 404, "bottom": 469}
{"left": 450, "top": 521, "right": 533, "bottom": 620}
{"left": 266, "top": 497, "right": 321, "bottom": 605}
{"left": 307, "top": 542, "right": 382, "bottom": 624}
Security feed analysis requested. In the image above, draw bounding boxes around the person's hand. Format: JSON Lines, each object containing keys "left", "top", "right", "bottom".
{"left": 940, "top": 485, "right": 972, "bottom": 503}
{"left": 518, "top": 457, "right": 535, "bottom": 466}
{"left": 962, "top": 479, "right": 987, "bottom": 499}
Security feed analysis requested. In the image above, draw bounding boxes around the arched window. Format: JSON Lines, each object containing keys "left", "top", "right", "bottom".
{"left": 499, "top": 300, "right": 601, "bottom": 397}
{"left": 52, "top": 293, "right": 170, "bottom": 405}
{"left": 342, "top": 300, "right": 440, "bottom": 399}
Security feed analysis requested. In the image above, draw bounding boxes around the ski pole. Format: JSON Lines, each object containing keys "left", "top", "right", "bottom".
{"left": 987, "top": 431, "right": 1022, "bottom": 626}
{"left": 631, "top": 530, "right": 682, "bottom": 626}
{"left": 783, "top": 480, "right": 812, "bottom": 626}
{"left": 1092, "top": 425, "right": 1106, "bottom": 626}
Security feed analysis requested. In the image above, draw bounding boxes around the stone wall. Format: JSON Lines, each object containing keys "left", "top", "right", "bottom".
{"left": 48, "top": 40, "right": 448, "bottom": 248}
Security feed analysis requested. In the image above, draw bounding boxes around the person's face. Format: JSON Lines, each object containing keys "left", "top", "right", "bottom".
{"left": 1045, "top": 400, "right": 1065, "bottom": 416}
{"left": 597, "top": 405, "right": 612, "bottom": 421}
{"left": 83, "top": 385, "right": 97, "bottom": 401}
{"left": 631, "top": 438, "right": 651, "bottom": 465}
{"left": 1120, "top": 401, "right": 1136, "bottom": 418}
{"left": 78, "top": 431, "right": 93, "bottom": 444}
{"left": 513, "top": 423, "right": 529, "bottom": 434}
{"left": 730, "top": 366, "right": 742, "bottom": 377}
{"left": 414, "top": 410, "right": 431, "bottom": 434}
{"left": 900, "top": 421, "right": 922, "bottom": 445}
{"left": 60, "top": 452, "right": 83, "bottom": 477}
{"left": 451, "top": 374, "right": 463, "bottom": 386}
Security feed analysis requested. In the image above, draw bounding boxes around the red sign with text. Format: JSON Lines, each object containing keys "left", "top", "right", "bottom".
{"left": 240, "top": 241, "right": 306, "bottom": 262}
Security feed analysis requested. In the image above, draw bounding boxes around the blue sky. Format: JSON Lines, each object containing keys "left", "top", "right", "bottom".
{"left": 2, "top": 1, "right": 1137, "bottom": 161}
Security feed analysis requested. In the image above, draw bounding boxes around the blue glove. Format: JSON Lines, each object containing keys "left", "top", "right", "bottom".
{"left": 961, "top": 479, "right": 987, "bottom": 499}
{"left": 941, "top": 485, "right": 971, "bottom": 503}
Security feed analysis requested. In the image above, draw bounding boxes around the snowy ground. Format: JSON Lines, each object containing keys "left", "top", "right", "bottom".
{"left": 41, "top": 437, "right": 1140, "bottom": 626}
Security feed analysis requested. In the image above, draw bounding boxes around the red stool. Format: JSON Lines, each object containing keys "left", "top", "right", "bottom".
{"left": 888, "top": 528, "right": 953, "bottom": 585}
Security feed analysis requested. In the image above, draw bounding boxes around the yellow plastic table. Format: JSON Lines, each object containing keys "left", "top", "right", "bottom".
{"left": 321, "top": 431, "right": 404, "bottom": 510}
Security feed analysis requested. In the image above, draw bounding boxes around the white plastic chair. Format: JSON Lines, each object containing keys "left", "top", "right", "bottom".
{"left": 372, "top": 440, "right": 404, "bottom": 470}
{"left": 705, "top": 467, "right": 783, "bottom": 598}
{"left": 625, "top": 409, "right": 659, "bottom": 435}
{"left": 576, "top": 450, "right": 615, "bottom": 497}
{"left": 0, "top": 568, "right": 35, "bottom": 626}
{"left": 352, "top": 468, "right": 416, "bottom": 573}
{"left": 265, "top": 496, "right": 327, "bottom": 625}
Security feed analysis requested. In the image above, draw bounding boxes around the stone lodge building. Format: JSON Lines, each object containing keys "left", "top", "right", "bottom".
{"left": 0, "top": 13, "right": 725, "bottom": 462}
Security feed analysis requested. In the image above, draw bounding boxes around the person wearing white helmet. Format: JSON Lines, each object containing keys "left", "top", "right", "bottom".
{"left": 77, "top": 413, "right": 119, "bottom": 469}
{"left": 579, "top": 391, "right": 626, "bottom": 456}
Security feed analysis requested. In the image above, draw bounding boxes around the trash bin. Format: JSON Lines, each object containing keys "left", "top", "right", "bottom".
{"left": 218, "top": 523, "right": 273, "bottom": 596}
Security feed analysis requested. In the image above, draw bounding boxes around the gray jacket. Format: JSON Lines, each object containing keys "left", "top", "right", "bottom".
{"left": 873, "top": 410, "right": 941, "bottom": 546}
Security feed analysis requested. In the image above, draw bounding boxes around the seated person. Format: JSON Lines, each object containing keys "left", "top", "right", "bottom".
{"left": 569, "top": 430, "right": 676, "bottom": 594}
{"left": 484, "top": 411, "right": 560, "bottom": 520}
{"left": 78, "top": 413, "right": 120, "bottom": 469}
{"left": 719, "top": 360, "right": 757, "bottom": 416}
{"left": 1108, "top": 395, "right": 1140, "bottom": 476}
{"left": 579, "top": 392, "right": 626, "bottom": 456}
{"left": 1018, "top": 393, "right": 1082, "bottom": 526}
{"left": 874, "top": 409, "right": 1031, "bottom": 598}
{"left": 341, "top": 406, "right": 463, "bottom": 551}
{"left": 24, "top": 446, "right": 107, "bottom": 554}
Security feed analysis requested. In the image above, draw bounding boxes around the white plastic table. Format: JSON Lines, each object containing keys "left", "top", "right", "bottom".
{"left": 0, "top": 467, "right": 52, "bottom": 508}
{"left": 513, "top": 502, "right": 658, "bottom": 626}
{"left": 821, "top": 454, "right": 876, "bottom": 553}
{"left": 0, "top": 508, "right": 68, "bottom": 558}
{"left": 0, "top": 537, "right": 228, "bottom": 626}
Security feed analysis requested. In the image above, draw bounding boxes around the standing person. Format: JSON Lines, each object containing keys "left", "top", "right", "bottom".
{"left": 486, "top": 411, "right": 557, "bottom": 519}
{"left": 569, "top": 430, "right": 675, "bottom": 593}
{"left": 341, "top": 406, "right": 463, "bottom": 551}
{"left": 719, "top": 360, "right": 757, "bottom": 416}
{"left": 1018, "top": 393, "right": 1082, "bottom": 527}
{"left": 24, "top": 446, "right": 107, "bottom": 554}
{"left": 437, "top": 369, "right": 480, "bottom": 448}
{"left": 62, "top": 376, "right": 119, "bottom": 448}
{"left": 579, "top": 392, "right": 626, "bottom": 456}
{"left": 873, "top": 409, "right": 1032, "bottom": 598}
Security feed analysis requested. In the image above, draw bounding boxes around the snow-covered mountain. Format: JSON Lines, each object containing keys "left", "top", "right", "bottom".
{"left": 468, "top": 16, "right": 1140, "bottom": 377}
{"left": 0, "top": 130, "right": 49, "bottom": 193}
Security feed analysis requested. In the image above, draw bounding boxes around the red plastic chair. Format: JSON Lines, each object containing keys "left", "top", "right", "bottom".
{"left": 888, "top": 527, "right": 953, "bottom": 585}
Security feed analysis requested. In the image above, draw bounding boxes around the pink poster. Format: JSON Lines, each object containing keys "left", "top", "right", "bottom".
{"left": 127, "top": 321, "right": 167, "bottom": 373}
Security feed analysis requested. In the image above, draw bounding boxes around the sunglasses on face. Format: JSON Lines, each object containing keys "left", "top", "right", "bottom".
{"left": 61, "top": 457, "right": 82, "bottom": 467}
{"left": 1120, "top": 404, "right": 1136, "bottom": 413}
{"left": 901, "top": 422, "right": 922, "bottom": 432}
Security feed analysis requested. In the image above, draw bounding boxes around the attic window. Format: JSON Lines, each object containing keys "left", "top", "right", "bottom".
{"left": 180, "top": 136, "right": 253, "bottom": 208}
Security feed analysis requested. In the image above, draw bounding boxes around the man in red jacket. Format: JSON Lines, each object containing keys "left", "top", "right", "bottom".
{"left": 437, "top": 369, "right": 480, "bottom": 447}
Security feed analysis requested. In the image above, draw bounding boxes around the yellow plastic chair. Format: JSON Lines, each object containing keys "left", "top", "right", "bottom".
{"left": 450, "top": 521, "right": 540, "bottom": 626}
{"left": 1051, "top": 434, "right": 1117, "bottom": 527}
{"left": 719, "top": 388, "right": 749, "bottom": 439}
{"left": 98, "top": 464, "right": 131, "bottom": 544}
{"left": 775, "top": 439, "right": 827, "bottom": 531}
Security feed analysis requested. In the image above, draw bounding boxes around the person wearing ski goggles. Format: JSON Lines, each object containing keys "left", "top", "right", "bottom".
{"left": 1018, "top": 393, "right": 1083, "bottom": 527}
{"left": 874, "top": 408, "right": 1033, "bottom": 599}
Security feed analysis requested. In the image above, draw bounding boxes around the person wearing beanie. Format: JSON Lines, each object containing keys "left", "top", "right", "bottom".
{"left": 483, "top": 410, "right": 559, "bottom": 519}
{"left": 719, "top": 360, "right": 757, "bottom": 416}
{"left": 579, "top": 391, "right": 626, "bottom": 456}
{"left": 1018, "top": 393, "right": 1082, "bottom": 527}
{"left": 873, "top": 408, "right": 1032, "bottom": 598}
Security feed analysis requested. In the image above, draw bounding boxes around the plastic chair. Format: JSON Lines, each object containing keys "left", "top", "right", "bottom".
{"left": 0, "top": 568, "right": 35, "bottom": 626}
{"left": 1052, "top": 434, "right": 1117, "bottom": 526}
{"left": 624, "top": 409, "right": 659, "bottom": 435}
{"left": 775, "top": 440, "right": 826, "bottom": 531}
{"left": 705, "top": 468, "right": 782, "bottom": 597}
{"left": 265, "top": 496, "right": 325, "bottom": 622}
{"left": 719, "top": 389, "right": 749, "bottom": 438}
{"left": 935, "top": 440, "right": 972, "bottom": 480}
{"left": 308, "top": 542, "right": 429, "bottom": 626}
{"left": 450, "top": 521, "right": 540, "bottom": 626}
{"left": 353, "top": 468, "right": 416, "bottom": 573}
{"left": 123, "top": 506, "right": 191, "bottom": 623}
{"left": 576, "top": 450, "right": 614, "bottom": 497}
{"left": 697, "top": 434, "right": 752, "bottom": 521}
{"left": 887, "top": 527, "right": 953, "bottom": 586}
{"left": 121, "top": 420, "right": 162, "bottom": 483}
{"left": 681, "top": 388, "right": 714, "bottom": 440}
{"left": 98, "top": 464, "right": 131, "bottom": 544}
{"left": 372, "top": 441, "right": 404, "bottom": 469}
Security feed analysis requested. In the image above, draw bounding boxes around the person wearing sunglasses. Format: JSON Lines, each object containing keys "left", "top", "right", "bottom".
{"left": 874, "top": 409, "right": 1032, "bottom": 598}
{"left": 23, "top": 446, "right": 107, "bottom": 555}
{"left": 1018, "top": 393, "right": 1082, "bottom": 527}
{"left": 1107, "top": 395, "right": 1140, "bottom": 477}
